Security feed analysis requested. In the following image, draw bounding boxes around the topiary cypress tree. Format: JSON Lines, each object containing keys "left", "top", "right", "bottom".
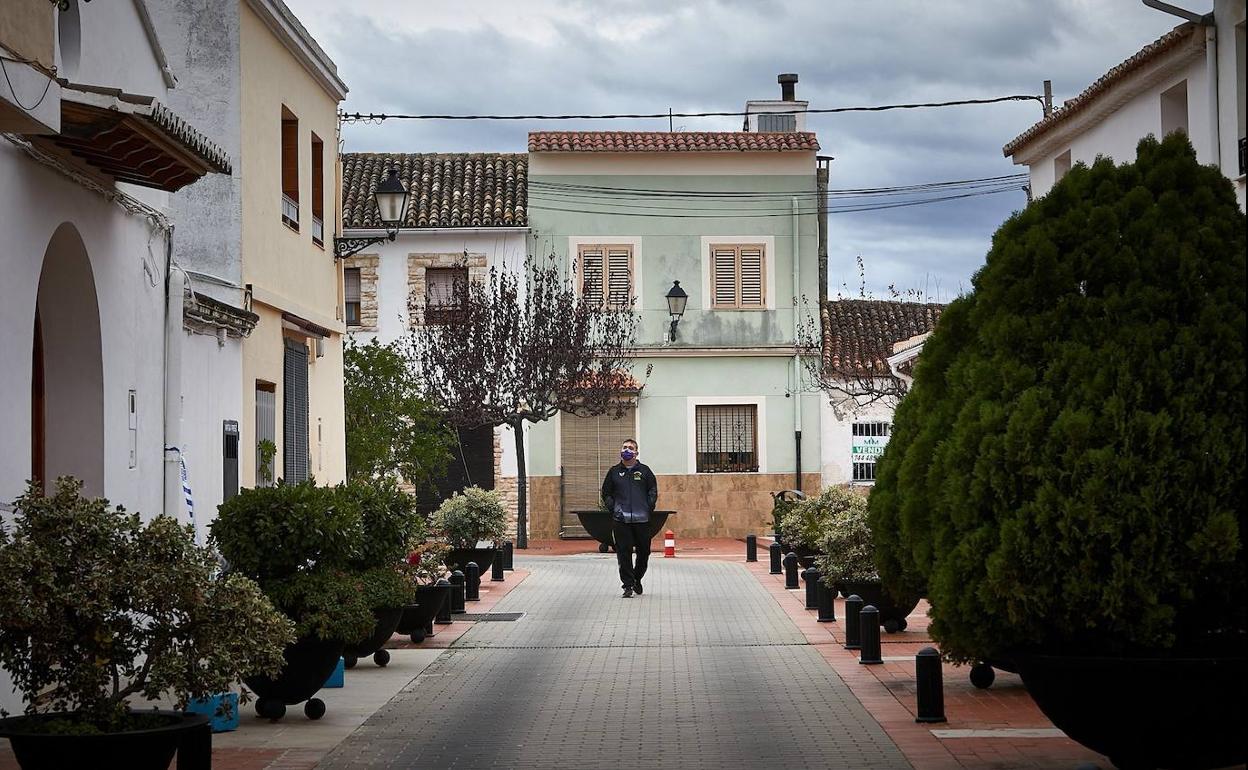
{"left": 869, "top": 134, "right": 1246, "bottom": 662}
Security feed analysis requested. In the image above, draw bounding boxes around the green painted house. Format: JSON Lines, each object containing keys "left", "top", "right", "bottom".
{"left": 521, "top": 83, "right": 829, "bottom": 540}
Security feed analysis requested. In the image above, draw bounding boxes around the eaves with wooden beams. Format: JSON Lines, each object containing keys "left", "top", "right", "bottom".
{"left": 32, "top": 81, "right": 232, "bottom": 192}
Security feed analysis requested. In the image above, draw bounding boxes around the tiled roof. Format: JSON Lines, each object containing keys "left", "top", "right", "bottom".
{"left": 1002, "top": 23, "right": 1202, "bottom": 157}
{"left": 341, "top": 153, "right": 527, "bottom": 229}
{"left": 821, "top": 300, "right": 944, "bottom": 377}
{"left": 528, "top": 131, "right": 820, "bottom": 153}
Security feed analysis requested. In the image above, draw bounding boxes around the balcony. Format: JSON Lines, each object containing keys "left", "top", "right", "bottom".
{"left": 282, "top": 194, "right": 299, "bottom": 230}
{"left": 312, "top": 214, "right": 324, "bottom": 246}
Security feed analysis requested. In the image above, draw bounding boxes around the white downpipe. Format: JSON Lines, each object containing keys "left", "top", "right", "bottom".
{"left": 1206, "top": 25, "right": 1221, "bottom": 168}
{"left": 791, "top": 197, "right": 802, "bottom": 485}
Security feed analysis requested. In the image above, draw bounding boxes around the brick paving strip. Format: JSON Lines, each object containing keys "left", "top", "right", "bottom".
{"left": 317, "top": 553, "right": 909, "bottom": 769}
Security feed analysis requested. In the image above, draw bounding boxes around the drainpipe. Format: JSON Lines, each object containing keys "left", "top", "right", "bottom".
{"left": 162, "top": 227, "right": 184, "bottom": 524}
{"left": 1140, "top": 1, "right": 1219, "bottom": 166}
{"left": 791, "top": 196, "right": 802, "bottom": 491}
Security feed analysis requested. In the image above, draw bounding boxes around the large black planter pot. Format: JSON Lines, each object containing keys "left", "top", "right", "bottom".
{"left": 836, "top": 579, "right": 921, "bottom": 633}
{"left": 0, "top": 710, "right": 210, "bottom": 770}
{"left": 245, "top": 634, "right": 344, "bottom": 721}
{"left": 396, "top": 586, "right": 448, "bottom": 642}
{"left": 1013, "top": 651, "right": 1247, "bottom": 769}
{"left": 788, "top": 544, "right": 823, "bottom": 569}
{"left": 445, "top": 546, "right": 497, "bottom": 573}
{"left": 571, "top": 510, "right": 675, "bottom": 552}
{"left": 342, "top": 606, "right": 404, "bottom": 668}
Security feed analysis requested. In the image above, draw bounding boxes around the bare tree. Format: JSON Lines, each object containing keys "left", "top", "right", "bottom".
{"left": 407, "top": 254, "right": 646, "bottom": 548}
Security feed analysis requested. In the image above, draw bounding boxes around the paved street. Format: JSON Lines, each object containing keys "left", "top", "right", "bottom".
{"left": 318, "top": 554, "right": 908, "bottom": 769}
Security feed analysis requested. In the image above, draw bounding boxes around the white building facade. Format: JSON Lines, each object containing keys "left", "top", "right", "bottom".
{"left": 1005, "top": 2, "right": 1246, "bottom": 210}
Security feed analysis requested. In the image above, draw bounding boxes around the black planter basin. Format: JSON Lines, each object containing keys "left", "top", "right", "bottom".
{"left": 788, "top": 544, "right": 823, "bottom": 569}
{"left": 0, "top": 710, "right": 210, "bottom": 770}
{"left": 342, "top": 606, "right": 404, "bottom": 667}
{"left": 837, "top": 579, "right": 921, "bottom": 633}
{"left": 245, "top": 634, "right": 344, "bottom": 720}
{"left": 396, "top": 586, "right": 447, "bottom": 642}
{"left": 1013, "top": 650, "right": 1247, "bottom": 769}
{"left": 445, "top": 547, "right": 497, "bottom": 573}
{"left": 571, "top": 510, "right": 675, "bottom": 551}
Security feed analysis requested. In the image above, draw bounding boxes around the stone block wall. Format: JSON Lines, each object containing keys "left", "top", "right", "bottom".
{"left": 406, "top": 253, "right": 487, "bottom": 325}
{"left": 343, "top": 254, "right": 379, "bottom": 331}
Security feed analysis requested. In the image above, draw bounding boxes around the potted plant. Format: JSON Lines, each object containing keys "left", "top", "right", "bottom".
{"left": 0, "top": 478, "right": 293, "bottom": 769}
{"left": 429, "top": 486, "right": 508, "bottom": 572}
{"left": 868, "top": 135, "right": 1246, "bottom": 769}
{"left": 776, "top": 490, "right": 827, "bottom": 568}
{"left": 810, "top": 486, "right": 919, "bottom": 633}
{"left": 338, "top": 480, "right": 422, "bottom": 668}
{"left": 211, "top": 480, "right": 375, "bottom": 721}
{"left": 396, "top": 541, "right": 451, "bottom": 642}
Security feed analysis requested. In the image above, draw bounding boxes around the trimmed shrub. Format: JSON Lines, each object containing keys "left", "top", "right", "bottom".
{"left": 869, "top": 135, "right": 1246, "bottom": 662}
{"left": 805, "top": 487, "right": 876, "bottom": 585}
{"left": 429, "top": 486, "right": 508, "bottom": 549}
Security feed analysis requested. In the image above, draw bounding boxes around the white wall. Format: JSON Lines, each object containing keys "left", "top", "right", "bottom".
{"left": 819, "top": 393, "right": 896, "bottom": 487}
{"left": 177, "top": 330, "right": 245, "bottom": 541}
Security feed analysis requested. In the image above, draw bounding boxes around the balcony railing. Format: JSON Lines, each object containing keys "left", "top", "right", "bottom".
{"left": 311, "top": 214, "right": 324, "bottom": 246}
{"left": 1239, "top": 136, "right": 1246, "bottom": 177}
{"left": 281, "top": 194, "right": 299, "bottom": 230}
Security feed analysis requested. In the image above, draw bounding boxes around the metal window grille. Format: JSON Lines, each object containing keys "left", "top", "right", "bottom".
{"left": 312, "top": 214, "right": 324, "bottom": 245}
{"left": 695, "top": 404, "right": 759, "bottom": 473}
{"left": 758, "top": 113, "right": 796, "bottom": 133}
{"left": 281, "top": 194, "right": 299, "bottom": 229}
{"left": 851, "top": 422, "right": 891, "bottom": 437}
{"left": 850, "top": 421, "right": 890, "bottom": 485}
{"left": 852, "top": 461, "right": 877, "bottom": 482}
{"left": 344, "top": 268, "right": 361, "bottom": 327}
{"left": 425, "top": 267, "right": 468, "bottom": 323}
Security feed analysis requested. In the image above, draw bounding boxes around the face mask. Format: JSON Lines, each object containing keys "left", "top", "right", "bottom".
{"left": 620, "top": 448, "right": 637, "bottom": 461}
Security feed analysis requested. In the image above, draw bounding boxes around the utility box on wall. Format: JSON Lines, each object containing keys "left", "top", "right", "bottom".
{"left": 223, "top": 420, "right": 239, "bottom": 502}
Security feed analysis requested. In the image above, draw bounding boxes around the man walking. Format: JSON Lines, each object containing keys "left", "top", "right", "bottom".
{"left": 601, "top": 438, "right": 658, "bottom": 598}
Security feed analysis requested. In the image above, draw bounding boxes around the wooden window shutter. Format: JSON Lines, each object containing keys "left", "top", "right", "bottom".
{"left": 712, "top": 248, "right": 738, "bottom": 307}
{"left": 606, "top": 247, "right": 632, "bottom": 307}
{"left": 580, "top": 247, "right": 604, "bottom": 305}
{"left": 739, "top": 247, "right": 764, "bottom": 307}
{"left": 281, "top": 117, "right": 299, "bottom": 202}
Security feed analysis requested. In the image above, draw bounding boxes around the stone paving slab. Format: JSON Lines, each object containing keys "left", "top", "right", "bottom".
{"left": 317, "top": 555, "right": 910, "bottom": 769}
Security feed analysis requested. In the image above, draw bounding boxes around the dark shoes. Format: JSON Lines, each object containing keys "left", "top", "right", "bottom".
{"left": 634, "top": 582, "right": 643, "bottom": 595}
{"left": 622, "top": 586, "right": 634, "bottom": 598}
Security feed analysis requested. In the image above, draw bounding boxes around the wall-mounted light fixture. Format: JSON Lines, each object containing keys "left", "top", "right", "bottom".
{"left": 665, "top": 280, "right": 688, "bottom": 342}
{"left": 334, "top": 166, "right": 409, "bottom": 259}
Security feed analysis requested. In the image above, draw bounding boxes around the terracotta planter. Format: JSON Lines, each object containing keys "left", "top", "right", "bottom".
{"left": 1013, "top": 649, "right": 1247, "bottom": 769}
{"left": 0, "top": 710, "right": 210, "bottom": 770}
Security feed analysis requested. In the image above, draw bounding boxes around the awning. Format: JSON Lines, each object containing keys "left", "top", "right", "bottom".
{"left": 35, "top": 81, "right": 231, "bottom": 192}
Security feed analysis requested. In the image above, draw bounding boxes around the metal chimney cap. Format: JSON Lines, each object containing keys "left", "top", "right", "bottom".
{"left": 777, "top": 73, "right": 799, "bottom": 84}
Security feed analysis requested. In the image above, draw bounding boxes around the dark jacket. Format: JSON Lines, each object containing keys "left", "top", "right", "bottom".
{"left": 601, "top": 461, "right": 658, "bottom": 524}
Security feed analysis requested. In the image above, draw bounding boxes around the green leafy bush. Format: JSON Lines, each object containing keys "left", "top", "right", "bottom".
{"left": 429, "top": 486, "right": 508, "bottom": 549}
{"left": 0, "top": 478, "right": 293, "bottom": 730}
{"left": 262, "top": 570, "right": 375, "bottom": 642}
{"left": 869, "top": 135, "right": 1246, "bottom": 662}
{"left": 339, "top": 478, "right": 423, "bottom": 570}
{"left": 404, "top": 541, "right": 450, "bottom": 586}
{"left": 778, "top": 487, "right": 863, "bottom": 551}
{"left": 791, "top": 487, "right": 875, "bottom": 584}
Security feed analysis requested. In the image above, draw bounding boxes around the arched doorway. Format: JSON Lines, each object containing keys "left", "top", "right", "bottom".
{"left": 31, "top": 223, "right": 104, "bottom": 496}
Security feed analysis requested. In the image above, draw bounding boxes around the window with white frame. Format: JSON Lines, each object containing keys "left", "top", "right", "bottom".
{"left": 710, "top": 244, "right": 765, "bottom": 309}
{"left": 696, "top": 404, "right": 759, "bottom": 473}
{"left": 851, "top": 421, "right": 890, "bottom": 483}
{"left": 578, "top": 244, "right": 633, "bottom": 308}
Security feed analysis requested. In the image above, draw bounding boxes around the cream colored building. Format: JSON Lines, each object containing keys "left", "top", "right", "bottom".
{"left": 238, "top": 1, "right": 348, "bottom": 486}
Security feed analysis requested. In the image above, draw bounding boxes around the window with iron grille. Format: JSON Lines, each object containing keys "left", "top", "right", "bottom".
{"left": 579, "top": 244, "right": 633, "bottom": 308}
{"left": 425, "top": 267, "right": 468, "bottom": 323}
{"left": 280, "top": 106, "right": 299, "bottom": 230}
{"left": 710, "top": 244, "right": 765, "bottom": 309}
{"left": 344, "top": 268, "right": 361, "bottom": 327}
{"left": 850, "top": 421, "right": 890, "bottom": 484}
{"left": 695, "top": 404, "right": 759, "bottom": 473}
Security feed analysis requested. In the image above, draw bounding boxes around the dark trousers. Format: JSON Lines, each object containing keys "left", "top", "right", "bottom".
{"left": 613, "top": 520, "right": 651, "bottom": 589}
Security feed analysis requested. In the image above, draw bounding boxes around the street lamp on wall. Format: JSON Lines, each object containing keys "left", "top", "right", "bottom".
{"left": 334, "top": 166, "right": 409, "bottom": 259}
{"left": 665, "top": 280, "right": 688, "bottom": 343}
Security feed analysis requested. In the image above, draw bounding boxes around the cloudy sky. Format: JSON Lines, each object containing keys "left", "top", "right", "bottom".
{"left": 286, "top": 0, "right": 1189, "bottom": 301}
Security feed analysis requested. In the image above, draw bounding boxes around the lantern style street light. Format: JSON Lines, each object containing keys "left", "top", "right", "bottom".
{"left": 334, "top": 166, "right": 409, "bottom": 259}
{"left": 665, "top": 280, "right": 688, "bottom": 342}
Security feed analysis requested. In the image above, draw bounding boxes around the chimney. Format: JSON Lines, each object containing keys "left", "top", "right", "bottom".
{"left": 778, "top": 73, "right": 798, "bottom": 102}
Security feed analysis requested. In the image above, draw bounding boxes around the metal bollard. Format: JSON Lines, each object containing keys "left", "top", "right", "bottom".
{"left": 915, "top": 647, "right": 947, "bottom": 723}
{"left": 816, "top": 580, "right": 837, "bottom": 622}
{"left": 783, "top": 553, "right": 800, "bottom": 589}
{"left": 465, "top": 562, "right": 480, "bottom": 601}
{"left": 768, "top": 541, "right": 782, "bottom": 574}
{"left": 502, "top": 540, "right": 515, "bottom": 571}
{"left": 802, "top": 567, "right": 820, "bottom": 609}
{"left": 859, "top": 605, "right": 883, "bottom": 664}
{"left": 434, "top": 578, "right": 453, "bottom": 624}
{"left": 844, "top": 594, "right": 863, "bottom": 649}
{"left": 491, "top": 549, "right": 505, "bottom": 581}
{"left": 449, "top": 570, "right": 466, "bottom": 613}
{"left": 745, "top": 534, "right": 758, "bottom": 562}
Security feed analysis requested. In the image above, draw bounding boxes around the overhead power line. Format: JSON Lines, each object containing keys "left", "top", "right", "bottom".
{"left": 339, "top": 94, "right": 1043, "bottom": 124}
{"left": 528, "top": 173, "right": 1029, "bottom": 201}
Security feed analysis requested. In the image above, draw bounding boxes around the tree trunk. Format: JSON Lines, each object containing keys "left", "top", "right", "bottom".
{"left": 512, "top": 420, "right": 528, "bottom": 548}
